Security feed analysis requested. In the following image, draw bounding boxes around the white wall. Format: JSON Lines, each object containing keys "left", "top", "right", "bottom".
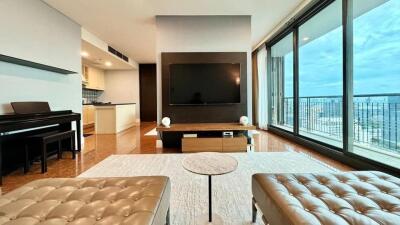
{"left": 0, "top": 0, "right": 81, "bottom": 130}
{"left": 0, "top": 0, "right": 81, "bottom": 73}
{"left": 99, "top": 70, "right": 140, "bottom": 121}
{"left": 155, "top": 16, "right": 252, "bottom": 123}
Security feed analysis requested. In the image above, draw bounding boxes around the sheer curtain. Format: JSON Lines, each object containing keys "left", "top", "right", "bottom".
{"left": 257, "top": 47, "right": 268, "bottom": 129}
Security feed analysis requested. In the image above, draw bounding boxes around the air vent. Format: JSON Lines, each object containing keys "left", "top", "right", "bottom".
{"left": 108, "top": 46, "right": 129, "bottom": 62}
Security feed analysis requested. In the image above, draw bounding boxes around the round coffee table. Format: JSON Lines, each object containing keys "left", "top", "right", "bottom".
{"left": 182, "top": 152, "right": 238, "bottom": 223}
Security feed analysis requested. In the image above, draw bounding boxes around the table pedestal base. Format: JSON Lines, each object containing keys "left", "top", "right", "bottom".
{"left": 196, "top": 213, "right": 224, "bottom": 225}
{"left": 182, "top": 153, "right": 238, "bottom": 225}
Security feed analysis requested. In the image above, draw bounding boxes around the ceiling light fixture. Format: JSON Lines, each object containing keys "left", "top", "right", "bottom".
{"left": 105, "top": 61, "right": 112, "bottom": 67}
{"left": 302, "top": 37, "right": 310, "bottom": 41}
{"left": 81, "top": 51, "right": 89, "bottom": 57}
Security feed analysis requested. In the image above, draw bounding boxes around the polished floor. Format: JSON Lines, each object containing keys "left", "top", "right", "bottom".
{"left": 1, "top": 122, "right": 352, "bottom": 193}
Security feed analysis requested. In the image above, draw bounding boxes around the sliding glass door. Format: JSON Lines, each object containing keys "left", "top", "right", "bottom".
{"left": 265, "top": 0, "right": 400, "bottom": 173}
{"left": 298, "top": 0, "right": 343, "bottom": 148}
{"left": 270, "top": 33, "right": 294, "bottom": 131}
{"left": 351, "top": 0, "right": 400, "bottom": 168}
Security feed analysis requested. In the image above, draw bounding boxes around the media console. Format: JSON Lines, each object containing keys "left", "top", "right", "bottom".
{"left": 156, "top": 123, "right": 256, "bottom": 152}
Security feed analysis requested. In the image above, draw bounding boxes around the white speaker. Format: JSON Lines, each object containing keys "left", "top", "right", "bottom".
{"left": 161, "top": 117, "right": 171, "bottom": 128}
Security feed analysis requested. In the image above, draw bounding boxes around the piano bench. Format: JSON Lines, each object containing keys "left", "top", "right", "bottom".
{"left": 25, "top": 130, "right": 76, "bottom": 174}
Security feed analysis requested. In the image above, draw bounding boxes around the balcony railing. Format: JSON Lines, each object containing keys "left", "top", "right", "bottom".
{"left": 281, "top": 93, "right": 400, "bottom": 153}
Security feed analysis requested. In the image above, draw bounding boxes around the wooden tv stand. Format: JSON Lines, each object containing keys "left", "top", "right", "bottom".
{"left": 156, "top": 123, "right": 256, "bottom": 152}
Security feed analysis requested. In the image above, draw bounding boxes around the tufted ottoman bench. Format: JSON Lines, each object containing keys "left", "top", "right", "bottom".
{"left": 0, "top": 176, "right": 171, "bottom": 225}
{"left": 252, "top": 171, "right": 400, "bottom": 225}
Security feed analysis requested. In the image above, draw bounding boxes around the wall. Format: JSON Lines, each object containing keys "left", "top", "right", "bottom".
{"left": 99, "top": 70, "right": 140, "bottom": 121}
{"left": 0, "top": 0, "right": 81, "bottom": 115}
{"left": 155, "top": 16, "right": 252, "bottom": 123}
{"left": 82, "top": 89, "right": 103, "bottom": 103}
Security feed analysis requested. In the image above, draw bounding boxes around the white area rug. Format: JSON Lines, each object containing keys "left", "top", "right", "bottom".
{"left": 79, "top": 152, "right": 338, "bottom": 225}
{"left": 144, "top": 128, "right": 158, "bottom": 136}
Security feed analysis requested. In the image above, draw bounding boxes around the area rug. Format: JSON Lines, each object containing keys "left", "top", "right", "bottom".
{"left": 144, "top": 127, "right": 158, "bottom": 136}
{"left": 79, "top": 152, "right": 338, "bottom": 225}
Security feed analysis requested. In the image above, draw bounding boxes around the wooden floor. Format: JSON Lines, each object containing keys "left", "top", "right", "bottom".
{"left": 1, "top": 122, "right": 352, "bottom": 193}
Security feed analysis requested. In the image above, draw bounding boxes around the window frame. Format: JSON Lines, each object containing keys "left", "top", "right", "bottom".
{"left": 269, "top": 32, "right": 295, "bottom": 131}
{"left": 263, "top": 0, "right": 400, "bottom": 176}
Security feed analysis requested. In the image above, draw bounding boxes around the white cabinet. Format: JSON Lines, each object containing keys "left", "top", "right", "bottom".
{"left": 95, "top": 104, "right": 136, "bottom": 134}
{"left": 96, "top": 70, "right": 105, "bottom": 90}
{"left": 83, "top": 65, "right": 105, "bottom": 90}
{"left": 82, "top": 65, "right": 89, "bottom": 84}
{"left": 83, "top": 105, "right": 95, "bottom": 125}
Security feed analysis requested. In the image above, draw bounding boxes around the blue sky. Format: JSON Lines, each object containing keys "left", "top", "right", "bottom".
{"left": 284, "top": 0, "right": 400, "bottom": 97}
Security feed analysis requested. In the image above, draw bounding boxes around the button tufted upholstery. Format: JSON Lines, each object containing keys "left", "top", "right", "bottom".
{"left": 0, "top": 176, "right": 171, "bottom": 225}
{"left": 252, "top": 171, "right": 400, "bottom": 225}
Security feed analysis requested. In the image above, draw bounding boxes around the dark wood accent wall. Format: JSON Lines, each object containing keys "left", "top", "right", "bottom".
{"left": 161, "top": 52, "right": 247, "bottom": 123}
{"left": 139, "top": 64, "right": 157, "bottom": 122}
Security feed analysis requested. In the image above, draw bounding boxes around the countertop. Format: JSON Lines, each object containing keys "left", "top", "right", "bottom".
{"left": 83, "top": 103, "right": 136, "bottom": 106}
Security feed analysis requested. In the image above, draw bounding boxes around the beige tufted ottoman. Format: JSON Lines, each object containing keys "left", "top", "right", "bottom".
{"left": 0, "top": 177, "right": 171, "bottom": 225}
{"left": 252, "top": 171, "right": 400, "bottom": 225}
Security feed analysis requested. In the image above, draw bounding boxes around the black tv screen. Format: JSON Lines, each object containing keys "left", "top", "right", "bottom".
{"left": 169, "top": 63, "right": 241, "bottom": 105}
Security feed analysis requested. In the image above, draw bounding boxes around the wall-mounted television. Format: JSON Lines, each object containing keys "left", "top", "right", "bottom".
{"left": 169, "top": 63, "right": 241, "bottom": 105}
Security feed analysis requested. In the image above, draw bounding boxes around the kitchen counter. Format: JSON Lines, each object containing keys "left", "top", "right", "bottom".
{"left": 83, "top": 103, "right": 136, "bottom": 106}
{"left": 94, "top": 104, "right": 136, "bottom": 134}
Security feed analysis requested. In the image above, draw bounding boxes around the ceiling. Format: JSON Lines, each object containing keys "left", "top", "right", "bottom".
{"left": 43, "top": 0, "right": 305, "bottom": 63}
{"left": 81, "top": 40, "right": 136, "bottom": 70}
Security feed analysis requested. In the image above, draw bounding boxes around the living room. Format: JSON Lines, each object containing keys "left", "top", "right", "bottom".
{"left": 0, "top": 0, "right": 399, "bottom": 224}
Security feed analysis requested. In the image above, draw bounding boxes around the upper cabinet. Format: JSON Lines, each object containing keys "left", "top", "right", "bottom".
{"left": 82, "top": 65, "right": 89, "bottom": 84}
{"left": 96, "top": 70, "right": 105, "bottom": 90}
{"left": 82, "top": 65, "right": 105, "bottom": 90}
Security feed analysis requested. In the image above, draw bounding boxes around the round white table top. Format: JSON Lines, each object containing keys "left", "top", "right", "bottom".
{"left": 182, "top": 152, "right": 238, "bottom": 176}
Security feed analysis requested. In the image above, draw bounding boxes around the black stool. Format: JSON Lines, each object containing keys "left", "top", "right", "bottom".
{"left": 24, "top": 130, "right": 76, "bottom": 173}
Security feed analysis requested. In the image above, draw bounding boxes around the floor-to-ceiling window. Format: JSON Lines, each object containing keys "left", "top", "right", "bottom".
{"left": 351, "top": 0, "right": 400, "bottom": 169}
{"left": 270, "top": 33, "right": 294, "bottom": 131}
{"left": 298, "top": 0, "right": 343, "bottom": 148}
{"left": 266, "top": 0, "right": 400, "bottom": 173}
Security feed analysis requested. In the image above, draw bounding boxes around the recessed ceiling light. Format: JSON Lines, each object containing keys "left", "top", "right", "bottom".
{"left": 302, "top": 37, "right": 310, "bottom": 41}
{"left": 105, "top": 61, "right": 112, "bottom": 67}
{"left": 81, "top": 51, "right": 89, "bottom": 57}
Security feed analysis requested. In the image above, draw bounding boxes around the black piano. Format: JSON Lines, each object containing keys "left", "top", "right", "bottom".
{"left": 0, "top": 102, "right": 81, "bottom": 184}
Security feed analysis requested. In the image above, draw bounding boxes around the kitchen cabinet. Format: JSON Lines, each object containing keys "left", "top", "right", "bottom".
{"left": 83, "top": 105, "right": 95, "bottom": 125}
{"left": 83, "top": 65, "right": 105, "bottom": 91}
{"left": 96, "top": 70, "right": 105, "bottom": 90}
{"left": 95, "top": 104, "right": 136, "bottom": 134}
{"left": 82, "top": 65, "right": 89, "bottom": 84}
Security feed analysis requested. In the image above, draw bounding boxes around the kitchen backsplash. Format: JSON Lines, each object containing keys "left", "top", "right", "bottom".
{"left": 82, "top": 88, "right": 102, "bottom": 103}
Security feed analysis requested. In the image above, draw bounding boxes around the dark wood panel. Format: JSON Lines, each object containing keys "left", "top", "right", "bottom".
{"left": 161, "top": 52, "right": 248, "bottom": 123}
{"left": 139, "top": 64, "right": 157, "bottom": 122}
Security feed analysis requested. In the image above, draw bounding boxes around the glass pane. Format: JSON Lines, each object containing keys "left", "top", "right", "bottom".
{"left": 270, "top": 33, "right": 294, "bottom": 131}
{"left": 298, "top": 0, "right": 343, "bottom": 148}
{"left": 351, "top": 0, "right": 400, "bottom": 169}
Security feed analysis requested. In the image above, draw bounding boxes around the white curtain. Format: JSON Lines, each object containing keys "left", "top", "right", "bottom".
{"left": 257, "top": 47, "right": 268, "bottom": 129}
